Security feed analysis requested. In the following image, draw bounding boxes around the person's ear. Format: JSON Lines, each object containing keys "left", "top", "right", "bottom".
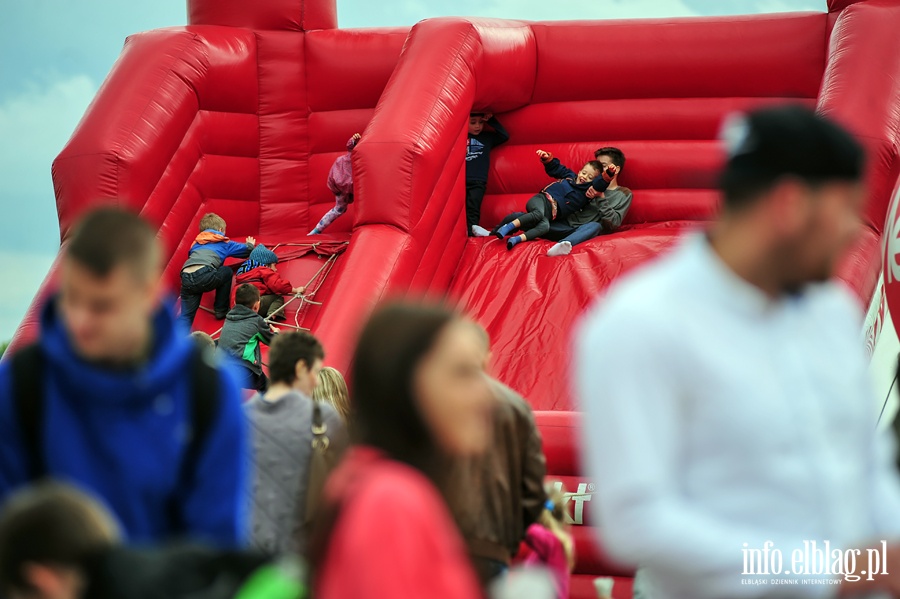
{"left": 22, "top": 563, "right": 75, "bottom": 599}
{"left": 294, "top": 359, "right": 309, "bottom": 380}
{"left": 768, "top": 178, "right": 813, "bottom": 236}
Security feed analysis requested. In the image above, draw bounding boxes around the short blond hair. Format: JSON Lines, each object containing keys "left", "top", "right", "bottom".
{"left": 312, "top": 367, "right": 350, "bottom": 421}
{"left": 199, "top": 213, "right": 226, "bottom": 232}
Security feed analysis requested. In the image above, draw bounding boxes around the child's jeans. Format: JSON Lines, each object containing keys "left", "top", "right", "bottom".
{"left": 180, "top": 265, "right": 233, "bottom": 326}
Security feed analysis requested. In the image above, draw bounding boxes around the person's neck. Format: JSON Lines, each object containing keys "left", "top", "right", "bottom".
{"left": 706, "top": 222, "right": 782, "bottom": 299}
{"left": 606, "top": 178, "right": 619, "bottom": 191}
{"left": 263, "top": 382, "right": 295, "bottom": 402}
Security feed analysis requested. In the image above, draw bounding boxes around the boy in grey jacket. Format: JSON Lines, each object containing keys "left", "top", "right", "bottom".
{"left": 217, "top": 284, "right": 276, "bottom": 391}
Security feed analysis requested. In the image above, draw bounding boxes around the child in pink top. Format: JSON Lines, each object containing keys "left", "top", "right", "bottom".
{"left": 524, "top": 483, "right": 575, "bottom": 599}
{"left": 309, "top": 133, "right": 360, "bottom": 235}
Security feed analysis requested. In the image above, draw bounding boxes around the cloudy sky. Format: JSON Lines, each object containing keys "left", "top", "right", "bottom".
{"left": 0, "top": 0, "right": 823, "bottom": 341}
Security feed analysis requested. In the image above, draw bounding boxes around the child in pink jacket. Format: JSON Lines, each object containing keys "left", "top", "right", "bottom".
{"left": 523, "top": 483, "right": 575, "bottom": 599}
{"left": 309, "top": 133, "right": 360, "bottom": 235}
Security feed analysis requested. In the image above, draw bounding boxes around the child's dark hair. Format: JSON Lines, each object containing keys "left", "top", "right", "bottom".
{"left": 199, "top": 213, "right": 226, "bottom": 232}
{"left": 470, "top": 112, "right": 485, "bottom": 118}
{"left": 235, "top": 284, "right": 260, "bottom": 308}
{"left": 595, "top": 147, "right": 626, "bottom": 170}
{"left": 0, "top": 482, "right": 120, "bottom": 595}
{"left": 268, "top": 332, "right": 325, "bottom": 384}
{"left": 584, "top": 160, "right": 604, "bottom": 173}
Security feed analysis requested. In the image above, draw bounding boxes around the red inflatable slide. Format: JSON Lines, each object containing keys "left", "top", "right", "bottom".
{"left": 9, "top": 0, "right": 900, "bottom": 596}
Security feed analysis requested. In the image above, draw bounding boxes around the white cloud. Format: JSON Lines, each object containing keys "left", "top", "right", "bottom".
{"left": 0, "top": 73, "right": 97, "bottom": 199}
{"left": 0, "top": 74, "right": 95, "bottom": 341}
{"left": 0, "top": 252, "right": 57, "bottom": 343}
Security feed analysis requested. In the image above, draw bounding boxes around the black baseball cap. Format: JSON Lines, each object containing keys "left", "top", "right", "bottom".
{"left": 718, "top": 105, "right": 865, "bottom": 204}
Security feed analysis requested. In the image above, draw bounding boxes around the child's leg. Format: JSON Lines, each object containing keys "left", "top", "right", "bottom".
{"left": 493, "top": 212, "right": 525, "bottom": 238}
{"left": 465, "top": 181, "right": 487, "bottom": 236}
{"left": 211, "top": 266, "right": 234, "bottom": 319}
{"left": 261, "top": 295, "right": 285, "bottom": 319}
{"left": 507, "top": 196, "right": 550, "bottom": 249}
{"left": 310, "top": 195, "right": 349, "bottom": 235}
{"left": 179, "top": 285, "right": 202, "bottom": 327}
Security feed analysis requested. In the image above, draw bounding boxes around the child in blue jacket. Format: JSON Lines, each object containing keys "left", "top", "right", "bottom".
{"left": 494, "top": 150, "right": 618, "bottom": 250}
{"left": 466, "top": 113, "right": 509, "bottom": 237}
{"left": 180, "top": 213, "right": 256, "bottom": 326}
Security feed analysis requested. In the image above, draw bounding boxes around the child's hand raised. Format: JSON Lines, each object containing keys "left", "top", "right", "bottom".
{"left": 536, "top": 150, "right": 553, "bottom": 163}
{"left": 351, "top": 133, "right": 361, "bottom": 142}
{"left": 482, "top": 113, "right": 493, "bottom": 122}
{"left": 246, "top": 236, "right": 257, "bottom": 246}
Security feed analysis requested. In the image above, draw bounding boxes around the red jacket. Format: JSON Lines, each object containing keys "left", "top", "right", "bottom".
{"left": 235, "top": 266, "right": 293, "bottom": 297}
{"left": 317, "top": 447, "right": 482, "bottom": 599}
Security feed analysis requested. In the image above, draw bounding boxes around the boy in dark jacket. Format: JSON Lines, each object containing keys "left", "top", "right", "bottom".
{"left": 235, "top": 244, "right": 305, "bottom": 320}
{"left": 494, "top": 150, "right": 619, "bottom": 250}
{"left": 180, "top": 213, "right": 256, "bottom": 326}
{"left": 466, "top": 113, "right": 509, "bottom": 237}
{"left": 218, "top": 285, "right": 276, "bottom": 391}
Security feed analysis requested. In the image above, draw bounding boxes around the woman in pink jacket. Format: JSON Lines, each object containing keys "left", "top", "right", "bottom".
{"left": 310, "top": 303, "right": 494, "bottom": 599}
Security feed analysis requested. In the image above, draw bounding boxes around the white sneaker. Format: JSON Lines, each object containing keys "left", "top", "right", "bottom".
{"left": 471, "top": 225, "right": 491, "bottom": 237}
{"left": 547, "top": 241, "right": 572, "bottom": 257}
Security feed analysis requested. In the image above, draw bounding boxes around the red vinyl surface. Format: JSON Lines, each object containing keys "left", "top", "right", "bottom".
{"left": 9, "top": 1, "right": 900, "bottom": 596}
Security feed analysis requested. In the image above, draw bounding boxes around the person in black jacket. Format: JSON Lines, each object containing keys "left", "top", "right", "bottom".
{"left": 466, "top": 112, "right": 509, "bottom": 237}
{"left": 494, "top": 150, "right": 619, "bottom": 250}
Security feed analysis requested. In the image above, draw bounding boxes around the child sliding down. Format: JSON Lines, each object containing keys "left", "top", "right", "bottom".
{"left": 494, "top": 150, "right": 619, "bottom": 250}
{"left": 309, "top": 133, "right": 360, "bottom": 235}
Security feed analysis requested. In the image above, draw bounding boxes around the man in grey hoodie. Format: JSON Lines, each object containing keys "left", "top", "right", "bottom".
{"left": 217, "top": 284, "right": 276, "bottom": 391}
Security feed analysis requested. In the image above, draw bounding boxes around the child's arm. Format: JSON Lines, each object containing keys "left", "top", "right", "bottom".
{"left": 484, "top": 114, "right": 509, "bottom": 146}
{"left": 589, "top": 165, "right": 620, "bottom": 192}
{"left": 524, "top": 523, "right": 557, "bottom": 559}
{"left": 262, "top": 269, "right": 294, "bottom": 296}
{"left": 224, "top": 236, "right": 256, "bottom": 259}
{"left": 347, "top": 133, "right": 361, "bottom": 151}
{"left": 537, "top": 150, "right": 577, "bottom": 180}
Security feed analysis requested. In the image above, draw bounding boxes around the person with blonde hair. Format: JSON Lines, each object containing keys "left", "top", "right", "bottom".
{"left": 312, "top": 367, "right": 350, "bottom": 421}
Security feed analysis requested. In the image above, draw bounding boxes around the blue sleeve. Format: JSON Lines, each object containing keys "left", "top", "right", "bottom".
{"left": 224, "top": 241, "right": 252, "bottom": 260}
{"left": 543, "top": 158, "right": 576, "bottom": 180}
{"left": 179, "top": 363, "right": 251, "bottom": 548}
{"left": 486, "top": 117, "right": 509, "bottom": 146}
{"left": 590, "top": 175, "right": 612, "bottom": 193}
{"left": 0, "top": 361, "right": 29, "bottom": 501}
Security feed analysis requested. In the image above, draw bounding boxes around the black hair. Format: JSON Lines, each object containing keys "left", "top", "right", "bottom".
{"left": 268, "top": 332, "right": 325, "bottom": 384}
{"left": 234, "top": 284, "right": 260, "bottom": 308}
{"left": 595, "top": 147, "right": 626, "bottom": 170}
{"left": 719, "top": 105, "right": 864, "bottom": 211}
{"left": 66, "top": 207, "right": 159, "bottom": 279}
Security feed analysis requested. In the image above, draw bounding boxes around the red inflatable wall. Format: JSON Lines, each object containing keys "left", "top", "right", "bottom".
{"left": 9, "top": 1, "right": 900, "bottom": 597}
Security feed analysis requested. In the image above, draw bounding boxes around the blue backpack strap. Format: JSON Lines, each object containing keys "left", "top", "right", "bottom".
{"left": 11, "top": 344, "right": 46, "bottom": 481}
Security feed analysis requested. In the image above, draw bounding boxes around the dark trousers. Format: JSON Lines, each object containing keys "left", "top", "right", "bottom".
{"left": 466, "top": 181, "right": 487, "bottom": 235}
{"left": 180, "top": 265, "right": 233, "bottom": 326}
{"left": 259, "top": 294, "right": 285, "bottom": 319}
{"left": 505, "top": 194, "right": 552, "bottom": 241}
{"left": 500, "top": 212, "right": 604, "bottom": 246}
{"left": 237, "top": 364, "right": 269, "bottom": 392}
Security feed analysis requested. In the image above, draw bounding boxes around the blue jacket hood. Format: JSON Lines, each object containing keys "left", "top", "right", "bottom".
{"left": 38, "top": 297, "right": 196, "bottom": 406}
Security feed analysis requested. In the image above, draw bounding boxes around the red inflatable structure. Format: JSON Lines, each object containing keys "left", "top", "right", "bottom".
{"left": 9, "top": 0, "right": 900, "bottom": 596}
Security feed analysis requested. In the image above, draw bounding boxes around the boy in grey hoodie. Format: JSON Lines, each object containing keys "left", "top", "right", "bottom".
{"left": 217, "top": 284, "right": 276, "bottom": 391}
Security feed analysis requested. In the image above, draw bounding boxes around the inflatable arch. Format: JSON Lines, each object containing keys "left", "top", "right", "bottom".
{"left": 9, "top": 0, "right": 900, "bottom": 596}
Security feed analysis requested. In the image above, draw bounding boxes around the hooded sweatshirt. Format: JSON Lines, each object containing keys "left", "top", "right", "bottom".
{"left": 0, "top": 299, "right": 250, "bottom": 547}
{"left": 182, "top": 229, "right": 253, "bottom": 271}
{"left": 217, "top": 305, "right": 274, "bottom": 376}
